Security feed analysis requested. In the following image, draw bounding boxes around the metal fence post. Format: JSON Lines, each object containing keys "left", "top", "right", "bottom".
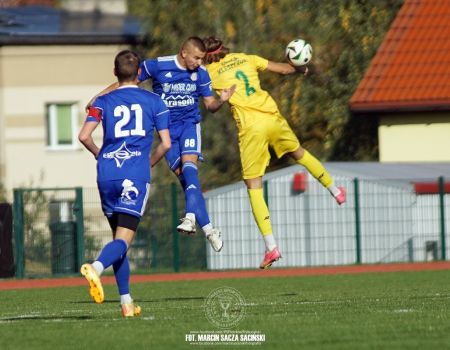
{"left": 74, "top": 187, "right": 85, "bottom": 269}
{"left": 354, "top": 178, "right": 362, "bottom": 264}
{"left": 438, "top": 176, "right": 446, "bottom": 260}
{"left": 171, "top": 183, "right": 180, "bottom": 272}
{"left": 13, "top": 188, "right": 25, "bottom": 278}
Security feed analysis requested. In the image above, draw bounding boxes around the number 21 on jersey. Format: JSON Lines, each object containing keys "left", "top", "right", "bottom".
{"left": 114, "top": 104, "right": 145, "bottom": 137}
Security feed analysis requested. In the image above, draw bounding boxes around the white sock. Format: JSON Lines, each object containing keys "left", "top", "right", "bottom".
{"left": 327, "top": 184, "right": 340, "bottom": 197}
{"left": 120, "top": 293, "right": 133, "bottom": 305}
{"left": 263, "top": 234, "right": 277, "bottom": 251}
{"left": 202, "top": 223, "right": 213, "bottom": 236}
{"left": 186, "top": 213, "right": 196, "bottom": 223}
{"left": 92, "top": 261, "right": 104, "bottom": 276}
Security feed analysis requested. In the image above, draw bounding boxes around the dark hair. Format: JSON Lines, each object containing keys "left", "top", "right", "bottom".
{"left": 182, "top": 36, "right": 206, "bottom": 53}
{"left": 114, "top": 50, "right": 140, "bottom": 82}
{"left": 203, "top": 36, "right": 230, "bottom": 64}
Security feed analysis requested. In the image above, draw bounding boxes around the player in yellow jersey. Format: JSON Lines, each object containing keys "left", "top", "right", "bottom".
{"left": 203, "top": 36, "right": 346, "bottom": 269}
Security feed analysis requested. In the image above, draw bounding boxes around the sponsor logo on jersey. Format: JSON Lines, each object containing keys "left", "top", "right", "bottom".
{"left": 162, "top": 83, "right": 171, "bottom": 93}
{"left": 161, "top": 94, "right": 195, "bottom": 108}
{"left": 217, "top": 57, "right": 247, "bottom": 74}
{"left": 165, "top": 72, "right": 172, "bottom": 78}
{"left": 162, "top": 83, "right": 197, "bottom": 93}
{"left": 103, "top": 141, "right": 142, "bottom": 168}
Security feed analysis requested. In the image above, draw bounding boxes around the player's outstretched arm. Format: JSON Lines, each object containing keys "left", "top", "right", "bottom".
{"left": 203, "top": 84, "right": 236, "bottom": 113}
{"left": 85, "top": 82, "right": 120, "bottom": 111}
{"left": 150, "top": 129, "right": 171, "bottom": 167}
{"left": 266, "top": 61, "right": 308, "bottom": 76}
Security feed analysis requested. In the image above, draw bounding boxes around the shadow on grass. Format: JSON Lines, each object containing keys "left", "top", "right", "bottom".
{"left": 72, "top": 296, "right": 205, "bottom": 304}
{"left": 0, "top": 315, "right": 93, "bottom": 322}
{"left": 142, "top": 296, "right": 205, "bottom": 303}
{"left": 72, "top": 300, "right": 117, "bottom": 304}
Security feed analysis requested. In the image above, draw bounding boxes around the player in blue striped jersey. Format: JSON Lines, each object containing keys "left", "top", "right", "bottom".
{"left": 79, "top": 50, "right": 171, "bottom": 317}
{"left": 87, "top": 37, "right": 235, "bottom": 253}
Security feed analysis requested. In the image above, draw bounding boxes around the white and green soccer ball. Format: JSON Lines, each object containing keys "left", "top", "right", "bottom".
{"left": 285, "top": 39, "right": 312, "bottom": 66}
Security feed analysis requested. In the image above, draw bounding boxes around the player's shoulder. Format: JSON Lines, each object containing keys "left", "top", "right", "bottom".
{"left": 232, "top": 52, "right": 248, "bottom": 58}
{"left": 198, "top": 64, "right": 212, "bottom": 76}
{"left": 142, "top": 55, "right": 175, "bottom": 69}
{"left": 241, "top": 53, "right": 268, "bottom": 68}
{"left": 157, "top": 55, "right": 176, "bottom": 61}
{"left": 134, "top": 89, "right": 167, "bottom": 112}
{"left": 219, "top": 52, "right": 247, "bottom": 60}
{"left": 235, "top": 52, "right": 264, "bottom": 62}
{"left": 139, "top": 88, "right": 164, "bottom": 100}
{"left": 156, "top": 55, "right": 177, "bottom": 66}
{"left": 93, "top": 93, "right": 107, "bottom": 107}
{"left": 196, "top": 65, "right": 212, "bottom": 84}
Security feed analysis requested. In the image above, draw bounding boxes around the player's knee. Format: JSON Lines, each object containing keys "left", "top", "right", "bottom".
{"left": 173, "top": 167, "right": 181, "bottom": 176}
{"left": 182, "top": 161, "right": 198, "bottom": 172}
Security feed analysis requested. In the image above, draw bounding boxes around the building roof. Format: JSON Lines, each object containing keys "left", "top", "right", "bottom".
{"left": 204, "top": 162, "right": 450, "bottom": 198}
{"left": 0, "top": 6, "right": 144, "bottom": 45}
{"left": 322, "top": 162, "right": 450, "bottom": 181}
{"left": 350, "top": 0, "right": 450, "bottom": 113}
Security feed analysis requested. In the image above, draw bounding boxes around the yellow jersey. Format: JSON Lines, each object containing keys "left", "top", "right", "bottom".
{"left": 206, "top": 53, "right": 280, "bottom": 129}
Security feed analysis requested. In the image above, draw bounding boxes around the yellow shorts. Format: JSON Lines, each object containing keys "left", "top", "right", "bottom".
{"left": 238, "top": 112, "right": 300, "bottom": 179}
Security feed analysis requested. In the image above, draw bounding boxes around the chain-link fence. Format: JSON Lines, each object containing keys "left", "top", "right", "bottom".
{"left": 10, "top": 175, "right": 449, "bottom": 278}
{"left": 13, "top": 183, "right": 208, "bottom": 278}
{"left": 206, "top": 174, "right": 449, "bottom": 270}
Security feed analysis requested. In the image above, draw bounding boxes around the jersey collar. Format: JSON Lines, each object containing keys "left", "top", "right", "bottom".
{"left": 174, "top": 55, "right": 187, "bottom": 71}
{"left": 117, "top": 85, "right": 139, "bottom": 89}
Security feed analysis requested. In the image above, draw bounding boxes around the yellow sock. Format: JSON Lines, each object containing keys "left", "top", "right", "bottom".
{"left": 248, "top": 188, "right": 272, "bottom": 235}
{"left": 297, "top": 150, "right": 333, "bottom": 188}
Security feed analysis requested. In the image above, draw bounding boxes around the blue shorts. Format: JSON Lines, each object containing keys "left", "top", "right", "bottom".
{"left": 165, "top": 121, "right": 203, "bottom": 171}
{"left": 97, "top": 179, "right": 150, "bottom": 219}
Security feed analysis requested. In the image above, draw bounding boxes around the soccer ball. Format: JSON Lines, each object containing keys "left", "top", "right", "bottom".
{"left": 285, "top": 39, "right": 312, "bottom": 66}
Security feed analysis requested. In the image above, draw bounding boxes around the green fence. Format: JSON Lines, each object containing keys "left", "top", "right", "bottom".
{"left": 10, "top": 177, "right": 449, "bottom": 277}
{"left": 13, "top": 188, "right": 85, "bottom": 278}
{"left": 12, "top": 183, "right": 206, "bottom": 278}
{"left": 205, "top": 176, "right": 450, "bottom": 269}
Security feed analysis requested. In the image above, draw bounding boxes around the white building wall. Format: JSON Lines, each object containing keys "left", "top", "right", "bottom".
{"left": 378, "top": 113, "right": 450, "bottom": 162}
{"left": 0, "top": 45, "right": 124, "bottom": 198}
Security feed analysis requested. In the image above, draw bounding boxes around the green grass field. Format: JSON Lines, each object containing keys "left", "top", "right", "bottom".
{"left": 1, "top": 270, "right": 450, "bottom": 349}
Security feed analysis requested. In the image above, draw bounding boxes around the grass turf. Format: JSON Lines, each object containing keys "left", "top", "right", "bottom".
{"left": 1, "top": 269, "right": 450, "bottom": 349}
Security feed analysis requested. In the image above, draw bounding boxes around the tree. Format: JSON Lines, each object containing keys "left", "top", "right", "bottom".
{"left": 128, "top": 0, "right": 403, "bottom": 187}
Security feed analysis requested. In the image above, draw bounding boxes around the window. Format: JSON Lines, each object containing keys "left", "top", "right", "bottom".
{"left": 46, "top": 103, "right": 79, "bottom": 150}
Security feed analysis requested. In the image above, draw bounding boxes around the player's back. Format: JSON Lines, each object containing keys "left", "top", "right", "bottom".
{"left": 95, "top": 86, "right": 169, "bottom": 182}
{"left": 206, "top": 53, "right": 280, "bottom": 128}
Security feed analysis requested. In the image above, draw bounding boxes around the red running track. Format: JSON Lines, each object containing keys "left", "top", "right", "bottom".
{"left": 1, "top": 261, "right": 449, "bottom": 291}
